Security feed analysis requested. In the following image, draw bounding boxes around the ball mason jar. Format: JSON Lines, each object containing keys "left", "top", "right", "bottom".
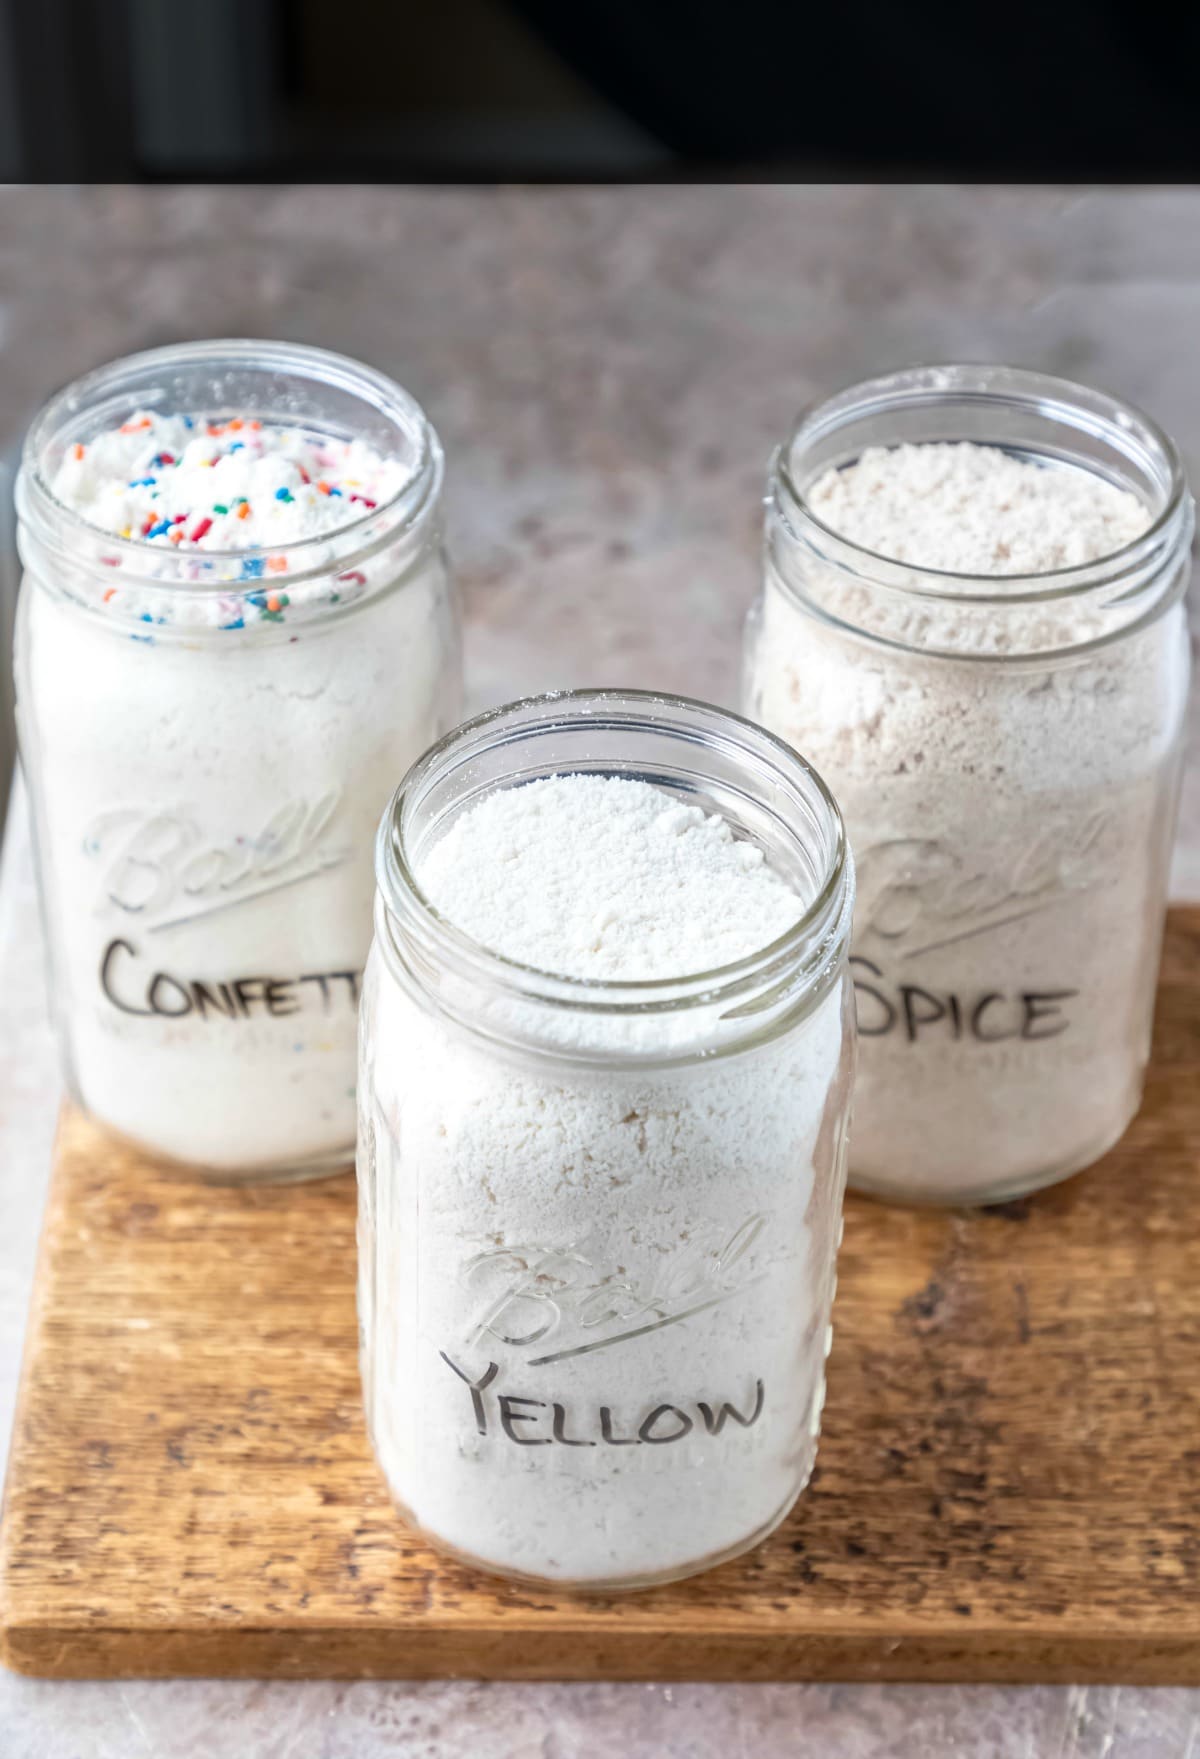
{"left": 15, "top": 339, "right": 461, "bottom": 1181}
{"left": 358, "top": 691, "right": 856, "bottom": 1589}
{"left": 744, "top": 364, "right": 1193, "bottom": 1206}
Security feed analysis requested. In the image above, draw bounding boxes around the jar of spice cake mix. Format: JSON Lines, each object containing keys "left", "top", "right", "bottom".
{"left": 358, "top": 692, "right": 856, "bottom": 1588}
{"left": 15, "top": 340, "right": 460, "bottom": 1180}
{"left": 745, "top": 364, "right": 1193, "bottom": 1205}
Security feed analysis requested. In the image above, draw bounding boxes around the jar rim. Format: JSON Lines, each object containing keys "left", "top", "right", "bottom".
{"left": 773, "top": 361, "right": 1191, "bottom": 600}
{"left": 19, "top": 337, "right": 442, "bottom": 582}
{"left": 377, "top": 689, "right": 853, "bottom": 1017}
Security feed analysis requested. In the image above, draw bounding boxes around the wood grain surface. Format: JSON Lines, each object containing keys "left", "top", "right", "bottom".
{"left": 2, "top": 910, "right": 1198, "bottom": 1683}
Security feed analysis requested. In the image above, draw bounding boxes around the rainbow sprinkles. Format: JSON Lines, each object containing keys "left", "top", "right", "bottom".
{"left": 51, "top": 410, "right": 410, "bottom": 622}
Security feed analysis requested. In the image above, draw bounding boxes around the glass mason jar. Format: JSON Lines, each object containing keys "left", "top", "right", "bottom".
{"left": 745, "top": 364, "right": 1193, "bottom": 1206}
{"left": 358, "top": 690, "right": 856, "bottom": 1589}
{"left": 15, "top": 339, "right": 460, "bottom": 1181}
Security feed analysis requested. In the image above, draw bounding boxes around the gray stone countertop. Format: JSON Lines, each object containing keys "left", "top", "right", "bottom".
{"left": 1, "top": 184, "right": 1198, "bottom": 1757}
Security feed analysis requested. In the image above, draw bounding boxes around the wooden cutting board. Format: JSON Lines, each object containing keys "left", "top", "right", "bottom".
{"left": 2, "top": 909, "right": 1199, "bottom": 1683}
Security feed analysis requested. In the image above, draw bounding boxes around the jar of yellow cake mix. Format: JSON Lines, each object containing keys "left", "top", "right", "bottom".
{"left": 358, "top": 692, "right": 857, "bottom": 1586}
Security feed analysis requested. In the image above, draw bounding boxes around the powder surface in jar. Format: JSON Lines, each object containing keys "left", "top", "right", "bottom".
{"left": 52, "top": 410, "right": 410, "bottom": 554}
{"left": 360, "top": 773, "right": 845, "bottom": 1584}
{"left": 749, "top": 438, "right": 1186, "bottom": 1204}
{"left": 809, "top": 441, "right": 1150, "bottom": 574}
{"left": 418, "top": 773, "right": 804, "bottom": 979}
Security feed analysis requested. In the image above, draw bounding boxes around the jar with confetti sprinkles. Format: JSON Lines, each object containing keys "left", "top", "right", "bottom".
{"left": 15, "top": 339, "right": 460, "bottom": 1180}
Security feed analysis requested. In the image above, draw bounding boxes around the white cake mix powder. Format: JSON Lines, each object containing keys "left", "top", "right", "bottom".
{"left": 749, "top": 440, "right": 1189, "bottom": 1203}
{"left": 359, "top": 774, "right": 851, "bottom": 1585}
{"left": 52, "top": 409, "right": 412, "bottom": 554}
{"left": 18, "top": 406, "right": 455, "bottom": 1174}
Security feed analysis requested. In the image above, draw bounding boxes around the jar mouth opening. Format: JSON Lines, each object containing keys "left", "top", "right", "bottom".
{"left": 20, "top": 338, "right": 440, "bottom": 582}
{"left": 378, "top": 689, "right": 852, "bottom": 1015}
{"left": 774, "top": 361, "right": 1190, "bottom": 602}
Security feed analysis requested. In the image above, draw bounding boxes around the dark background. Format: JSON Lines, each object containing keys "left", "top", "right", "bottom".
{"left": 2, "top": 0, "right": 1197, "bottom": 182}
